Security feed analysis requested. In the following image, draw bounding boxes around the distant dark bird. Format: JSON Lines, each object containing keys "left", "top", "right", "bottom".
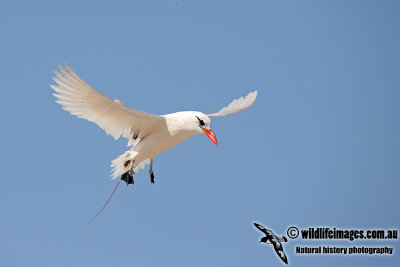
{"left": 254, "top": 222, "right": 288, "bottom": 264}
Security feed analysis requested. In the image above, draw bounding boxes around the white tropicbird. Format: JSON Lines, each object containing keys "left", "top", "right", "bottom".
{"left": 51, "top": 64, "right": 257, "bottom": 227}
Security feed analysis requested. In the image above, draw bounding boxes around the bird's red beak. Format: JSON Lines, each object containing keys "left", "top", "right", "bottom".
{"left": 202, "top": 128, "right": 218, "bottom": 145}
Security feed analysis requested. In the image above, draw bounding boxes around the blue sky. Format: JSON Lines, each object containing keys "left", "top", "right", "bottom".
{"left": 0, "top": 1, "right": 399, "bottom": 266}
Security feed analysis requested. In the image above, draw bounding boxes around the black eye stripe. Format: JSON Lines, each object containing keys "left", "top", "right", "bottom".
{"left": 196, "top": 116, "right": 205, "bottom": 127}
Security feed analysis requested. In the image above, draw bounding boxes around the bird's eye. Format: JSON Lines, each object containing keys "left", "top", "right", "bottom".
{"left": 196, "top": 116, "right": 205, "bottom": 127}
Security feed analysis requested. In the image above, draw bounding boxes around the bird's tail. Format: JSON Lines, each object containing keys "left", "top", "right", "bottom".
{"left": 110, "top": 150, "right": 138, "bottom": 180}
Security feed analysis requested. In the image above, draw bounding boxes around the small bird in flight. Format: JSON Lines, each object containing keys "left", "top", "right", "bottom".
{"left": 51, "top": 64, "right": 257, "bottom": 227}
{"left": 254, "top": 222, "right": 288, "bottom": 264}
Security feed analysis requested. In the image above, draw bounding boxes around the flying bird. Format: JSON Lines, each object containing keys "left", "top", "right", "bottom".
{"left": 51, "top": 64, "right": 257, "bottom": 227}
{"left": 254, "top": 223, "right": 288, "bottom": 264}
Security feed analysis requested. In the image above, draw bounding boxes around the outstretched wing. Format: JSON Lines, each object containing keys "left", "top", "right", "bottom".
{"left": 207, "top": 91, "right": 257, "bottom": 117}
{"left": 273, "top": 243, "right": 288, "bottom": 264}
{"left": 254, "top": 222, "right": 269, "bottom": 235}
{"left": 51, "top": 64, "right": 163, "bottom": 145}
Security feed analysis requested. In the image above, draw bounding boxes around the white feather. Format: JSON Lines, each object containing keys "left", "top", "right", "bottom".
{"left": 51, "top": 64, "right": 162, "bottom": 141}
{"left": 208, "top": 91, "right": 258, "bottom": 117}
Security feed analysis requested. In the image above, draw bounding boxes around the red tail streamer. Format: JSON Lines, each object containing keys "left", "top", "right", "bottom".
{"left": 81, "top": 179, "right": 122, "bottom": 230}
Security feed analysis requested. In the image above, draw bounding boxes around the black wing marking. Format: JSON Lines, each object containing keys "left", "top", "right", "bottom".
{"left": 273, "top": 244, "right": 288, "bottom": 264}
{"left": 254, "top": 222, "right": 269, "bottom": 235}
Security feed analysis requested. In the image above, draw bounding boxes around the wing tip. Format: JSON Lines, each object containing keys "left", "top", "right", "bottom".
{"left": 248, "top": 90, "right": 258, "bottom": 101}
{"left": 207, "top": 89, "right": 258, "bottom": 117}
{"left": 247, "top": 90, "right": 258, "bottom": 104}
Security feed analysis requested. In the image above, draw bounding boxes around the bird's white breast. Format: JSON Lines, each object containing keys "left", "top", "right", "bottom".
{"left": 132, "top": 111, "right": 202, "bottom": 161}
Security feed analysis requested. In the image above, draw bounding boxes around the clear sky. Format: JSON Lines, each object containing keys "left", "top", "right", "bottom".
{"left": 0, "top": 1, "right": 399, "bottom": 266}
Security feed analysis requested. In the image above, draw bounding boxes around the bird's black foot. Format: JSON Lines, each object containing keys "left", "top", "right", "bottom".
{"left": 149, "top": 171, "right": 155, "bottom": 184}
{"left": 121, "top": 170, "right": 134, "bottom": 185}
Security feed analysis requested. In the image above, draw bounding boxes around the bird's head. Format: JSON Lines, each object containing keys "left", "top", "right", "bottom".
{"left": 192, "top": 112, "right": 217, "bottom": 145}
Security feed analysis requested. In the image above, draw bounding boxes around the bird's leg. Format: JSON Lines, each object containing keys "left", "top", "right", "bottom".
{"left": 121, "top": 160, "right": 135, "bottom": 185}
{"left": 149, "top": 158, "right": 155, "bottom": 184}
{"left": 128, "top": 168, "right": 134, "bottom": 185}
